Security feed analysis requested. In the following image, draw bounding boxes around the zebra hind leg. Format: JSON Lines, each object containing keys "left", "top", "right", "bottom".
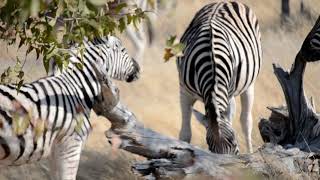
{"left": 49, "top": 136, "right": 83, "bottom": 180}
{"left": 226, "top": 96, "right": 236, "bottom": 125}
{"left": 240, "top": 85, "right": 254, "bottom": 153}
{"left": 178, "top": 89, "right": 196, "bottom": 143}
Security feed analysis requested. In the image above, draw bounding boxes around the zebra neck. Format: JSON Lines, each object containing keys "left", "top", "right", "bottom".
{"left": 60, "top": 58, "right": 101, "bottom": 110}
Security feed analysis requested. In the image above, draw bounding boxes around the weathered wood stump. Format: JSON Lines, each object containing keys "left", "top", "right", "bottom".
{"left": 259, "top": 16, "right": 320, "bottom": 152}
{"left": 92, "top": 16, "right": 320, "bottom": 179}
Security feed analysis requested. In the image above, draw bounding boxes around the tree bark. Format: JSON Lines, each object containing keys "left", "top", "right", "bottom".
{"left": 91, "top": 16, "right": 320, "bottom": 179}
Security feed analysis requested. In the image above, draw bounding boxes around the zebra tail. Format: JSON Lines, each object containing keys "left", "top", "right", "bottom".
{"left": 205, "top": 99, "right": 221, "bottom": 139}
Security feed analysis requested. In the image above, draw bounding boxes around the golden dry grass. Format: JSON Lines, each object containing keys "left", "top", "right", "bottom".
{"left": 0, "top": 0, "right": 320, "bottom": 179}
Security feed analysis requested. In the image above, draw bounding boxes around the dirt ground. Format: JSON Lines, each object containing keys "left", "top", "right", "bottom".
{"left": 0, "top": 0, "right": 320, "bottom": 179}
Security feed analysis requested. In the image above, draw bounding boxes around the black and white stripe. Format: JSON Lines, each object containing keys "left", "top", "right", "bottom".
{"left": 0, "top": 36, "right": 140, "bottom": 179}
{"left": 177, "top": 2, "right": 262, "bottom": 154}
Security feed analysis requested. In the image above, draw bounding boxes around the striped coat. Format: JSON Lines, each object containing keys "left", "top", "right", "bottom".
{"left": 177, "top": 1, "right": 262, "bottom": 154}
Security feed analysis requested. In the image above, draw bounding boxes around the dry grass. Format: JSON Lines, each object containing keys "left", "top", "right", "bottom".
{"left": 1, "top": 0, "right": 320, "bottom": 179}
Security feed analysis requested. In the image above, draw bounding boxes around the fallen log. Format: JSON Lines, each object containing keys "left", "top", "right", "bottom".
{"left": 91, "top": 16, "right": 320, "bottom": 179}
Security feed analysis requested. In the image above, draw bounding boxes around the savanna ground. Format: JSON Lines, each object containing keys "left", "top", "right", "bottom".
{"left": 0, "top": 0, "right": 320, "bottom": 179}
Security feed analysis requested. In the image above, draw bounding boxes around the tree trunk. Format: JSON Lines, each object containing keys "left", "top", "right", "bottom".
{"left": 91, "top": 16, "right": 320, "bottom": 179}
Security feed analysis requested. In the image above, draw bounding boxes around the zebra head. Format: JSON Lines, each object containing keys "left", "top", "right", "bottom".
{"left": 91, "top": 36, "right": 140, "bottom": 83}
{"left": 193, "top": 108, "right": 239, "bottom": 154}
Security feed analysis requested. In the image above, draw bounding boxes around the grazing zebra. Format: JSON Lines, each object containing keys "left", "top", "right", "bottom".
{"left": 0, "top": 36, "right": 140, "bottom": 179}
{"left": 177, "top": 1, "right": 262, "bottom": 154}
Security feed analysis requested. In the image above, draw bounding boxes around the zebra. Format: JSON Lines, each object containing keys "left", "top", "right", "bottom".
{"left": 0, "top": 35, "right": 140, "bottom": 179}
{"left": 121, "top": 0, "right": 158, "bottom": 64}
{"left": 177, "top": 1, "right": 262, "bottom": 154}
{"left": 116, "top": 0, "right": 176, "bottom": 64}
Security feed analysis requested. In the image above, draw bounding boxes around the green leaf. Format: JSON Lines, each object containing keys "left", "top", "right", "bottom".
{"left": 17, "top": 79, "right": 24, "bottom": 91}
{"left": 119, "top": 17, "right": 126, "bottom": 33}
{"left": 127, "top": 14, "right": 132, "bottom": 25}
{"left": 164, "top": 48, "right": 174, "bottom": 62}
{"left": 132, "top": 15, "right": 141, "bottom": 30}
{"left": 172, "top": 43, "right": 185, "bottom": 54}
{"left": 55, "top": 55, "right": 64, "bottom": 71}
{"left": 166, "top": 35, "right": 176, "bottom": 47}
{"left": 63, "top": 57, "right": 69, "bottom": 68}
{"left": 163, "top": 35, "right": 184, "bottom": 62}
{"left": 114, "top": 2, "right": 127, "bottom": 14}
{"left": 49, "top": 0, "right": 64, "bottom": 27}
{"left": 18, "top": 71, "right": 24, "bottom": 79}
{"left": 88, "top": 0, "right": 108, "bottom": 6}
{"left": 43, "top": 57, "right": 51, "bottom": 73}
{"left": 48, "top": 18, "right": 57, "bottom": 27}
{"left": 46, "top": 46, "right": 58, "bottom": 60}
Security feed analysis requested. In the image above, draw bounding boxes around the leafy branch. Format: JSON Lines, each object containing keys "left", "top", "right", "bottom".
{"left": 164, "top": 35, "right": 185, "bottom": 62}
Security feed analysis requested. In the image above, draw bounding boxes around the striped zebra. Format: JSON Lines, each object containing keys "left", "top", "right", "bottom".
{"left": 177, "top": 1, "right": 262, "bottom": 154}
{"left": 0, "top": 36, "right": 140, "bottom": 179}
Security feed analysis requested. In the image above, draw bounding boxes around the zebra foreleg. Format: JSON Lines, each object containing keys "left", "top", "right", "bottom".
{"left": 240, "top": 85, "right": 254, "bottom": 153}
{"left": 178, "top": 88, "right": 196, "bottom": 143}
{"left": 49, "top": 136, "right": 83, "bottom": 180}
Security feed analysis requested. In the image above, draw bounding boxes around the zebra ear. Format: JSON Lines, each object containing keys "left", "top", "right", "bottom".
{"left": 192, "top": 108, "right": 208, "bottom": 128}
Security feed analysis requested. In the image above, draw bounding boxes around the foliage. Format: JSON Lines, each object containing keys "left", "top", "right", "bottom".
{"left": 164, "top": 35, "right": 185, "bottom": 62}
{"left": 0, "top": 58, "right": 24, "bottom": 88}
{"left": 0, "top": 0, "right": 149, "bottom": 83}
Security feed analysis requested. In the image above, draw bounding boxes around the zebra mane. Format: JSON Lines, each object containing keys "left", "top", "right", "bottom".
{"left": 67, "top": 36, "right": 120, "bottom": 51}
{"left": 90, "top": 37, "right": 110, "bottom": 46}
